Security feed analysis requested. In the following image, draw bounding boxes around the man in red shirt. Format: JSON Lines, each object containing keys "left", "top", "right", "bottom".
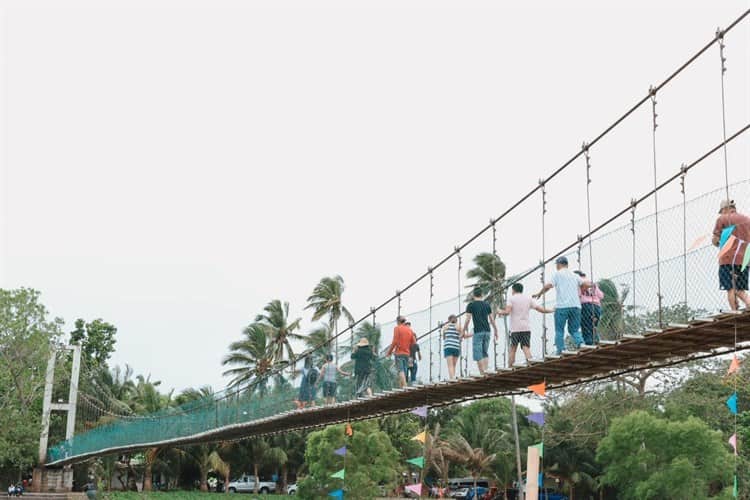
{"left": 712, "top": 199, "right": 750, "bottom": 310}
{"left": 387, "top": 316, "right": 416, "bottom": 388}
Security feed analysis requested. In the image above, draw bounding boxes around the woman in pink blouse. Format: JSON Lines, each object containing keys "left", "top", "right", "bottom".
{"left": 574, "top": 271, "right": 604, "bottom": 345}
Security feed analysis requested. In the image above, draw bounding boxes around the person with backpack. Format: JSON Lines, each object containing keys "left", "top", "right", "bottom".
{"left": 317, "top": 354, "right": 350, "bottom": 405}
{"left": 295, "top": 356, "right": 318, "bottom": 409}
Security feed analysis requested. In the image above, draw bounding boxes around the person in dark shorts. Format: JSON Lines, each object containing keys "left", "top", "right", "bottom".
{"left": 441, "top": 314, "right": 463, "bottom": 379}
{"left": 498, "top": 283, "right": 554, "bottom": 366}
{"left": 713, "top": 199, "right": 750, "bottom": 310}
{"left": 463, "top": 289, "right": 498, "bottom": 375}
{"left": 352, "top": 337, "right": 374, "bottom": 397}
{"left": 318, "top": 354, "right": 350, "bottom": 405}
{"left": 405, "top": 322, "right": 421, "bottom": 385}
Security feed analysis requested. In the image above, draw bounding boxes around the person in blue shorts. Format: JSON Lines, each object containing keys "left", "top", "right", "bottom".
{"left": 463, "top": 289, "right": 498, "bottom": 375}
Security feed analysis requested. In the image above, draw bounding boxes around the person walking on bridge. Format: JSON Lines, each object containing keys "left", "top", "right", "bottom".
{"left": 441, "top": 314, "right": 463, "bottom": 379}
{"left": 713, "top": 199, "right": 750, "bottom": 311}
{"left": 352, "top": 337, "right": 374, "bottom": 397}
{"left": 575, "top": 270, "right": 604, "bottom": 345}
{"left": 534, "top": 256, "right": 587, "bottom": 355}
{"left": 497, "top": 283, "right": 554, "bottom": 366}
{"left": 463, "top": 289, "right": 498, "bottom": 375}
{"left": 318, "top": 354, "right": 350, "bottom": 405}
{"left": 387, "top": 316, "right": 416, "bottom": 388}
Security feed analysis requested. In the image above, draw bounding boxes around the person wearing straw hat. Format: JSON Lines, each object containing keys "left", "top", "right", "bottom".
{"left": 713, "top": 199, "right": 750, "bottom": 310}
{"left": 352, "top": 337, "right": 374, "bottom": 397}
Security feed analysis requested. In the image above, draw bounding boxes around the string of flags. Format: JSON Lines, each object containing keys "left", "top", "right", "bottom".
{"left": 725, "top": 354, "right": 741, "bottom": 498}
{"left": 405, "top": 407, "right": 428, "bottom": 497}
{"left": 328, "top": 428, "right": 349, "bottom": 498}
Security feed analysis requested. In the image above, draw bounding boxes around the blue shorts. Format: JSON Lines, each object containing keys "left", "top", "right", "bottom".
{"left": 394, "top": 354, "right": 409, "bottom": 374}
{"left": 472, "top": 331, "right": 491, "bottom": 361}
{"left": 444, "top": 347, "right": 460, "bottom": 358}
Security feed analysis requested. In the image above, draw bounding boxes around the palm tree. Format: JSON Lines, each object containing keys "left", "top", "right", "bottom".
{"left": 466, "top": 253, "right": 507, "bottom": 312}
{"left": 443, "top": 435, "right": 497, "bottom": 496}
{"left": 272, "top": 432, "right": 306, "bottom": 493}
{"left": 222, "top": 324, "right": 280, "bottom": 394}
{"left": 255, "top": 300, "right": 303, "bottom": 365}
{"left": 306, "top": 276, "right": 355, "bottom": 361}
{"left": 303, "top": 325, "right": 333, "bottom": 366}
{"left": 243, "top": 437, "right": 270, "bottom": 494}
{"left": 179, "top": 444, "right": 226, "bottom": 492}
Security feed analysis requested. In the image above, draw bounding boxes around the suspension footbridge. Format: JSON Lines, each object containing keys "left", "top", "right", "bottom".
{"left": 40, "top": 8, "right": 750, "bottom": 472}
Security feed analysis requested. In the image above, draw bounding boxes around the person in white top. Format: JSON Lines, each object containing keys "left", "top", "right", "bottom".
{"left": 498, "top": 282, "right": 554, "bottom": 366}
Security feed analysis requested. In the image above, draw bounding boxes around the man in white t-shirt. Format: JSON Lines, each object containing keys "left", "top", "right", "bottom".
{"left": 498, "top": 282, "right": 554, "bottom": 366}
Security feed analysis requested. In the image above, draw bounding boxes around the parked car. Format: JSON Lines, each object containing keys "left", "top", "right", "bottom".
{"left": 226, "top": 475, "right": 276, "bottom": 494}
{"left": 286, "top": 483, "right": 298, "bottom": 495}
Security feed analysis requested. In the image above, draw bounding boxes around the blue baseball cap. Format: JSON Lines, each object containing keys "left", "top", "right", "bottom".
{"left": 555, "top": 256, "right": 569, "bottom": 265}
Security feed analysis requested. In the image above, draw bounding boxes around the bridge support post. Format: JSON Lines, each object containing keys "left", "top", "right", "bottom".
{"left": 33, "top": 344, "right": 81, "bottom": 493}
{"left": 525, "top": 446, "right": 540, "bottom": 500}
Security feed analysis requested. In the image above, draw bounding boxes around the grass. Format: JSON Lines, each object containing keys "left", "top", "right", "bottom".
{"left": 102, "top": 492, "right": 287, "bottom": 500}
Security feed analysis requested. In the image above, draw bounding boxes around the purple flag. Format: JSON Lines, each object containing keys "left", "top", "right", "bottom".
{"left": 334, "top": 446, "right": 347, "bottom": 456}
{"left": 526, "top": 412, "right": 545, "bottom": 427}
{"left": 411, "top": 406, "right": 428, "bottom": 418}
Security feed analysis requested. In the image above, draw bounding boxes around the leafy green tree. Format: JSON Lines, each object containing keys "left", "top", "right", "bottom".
{"left": 304, "top": 324, "right": 333, "bottom": 366}
{"left": 466, "top": 253, "right": 506, "bottom": 312}
{"left": 306, "top": 276, "right": 355, "bottom": 360}
{"left": 298, "top": 421, "right": 399, "bottom": 500}
{"left": 0, "top": 288, "right": 63, "bottom": 475}
{"left": 597, "top": 411, "right": 732, "bottom": 499}
{"left": 443, "top": 434, "right": 496, "bottom": 495}
{"left": 69, "top": 318, "right": 117, "bottom": 368}
{"left": 255, "top": 300, "right": 303, "bottom": 365}
{"left": 222, "top": 323, "right": 279, "bottom": 394}
{"left": 272, "top": 432, "right": 307, "bottom": 493}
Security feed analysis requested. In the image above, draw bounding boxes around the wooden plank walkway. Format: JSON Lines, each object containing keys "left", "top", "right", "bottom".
{"left": 47, "top": 310, "right": 750, "bottom": 467}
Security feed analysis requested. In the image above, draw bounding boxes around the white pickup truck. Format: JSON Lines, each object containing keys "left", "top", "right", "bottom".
{"left": 226, "top": 475, "right": 276, "bottom": 494}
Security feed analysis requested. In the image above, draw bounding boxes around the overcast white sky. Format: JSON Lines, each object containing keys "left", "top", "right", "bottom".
{"left": 1, "top": 0, "right": 749, "bottom": 393}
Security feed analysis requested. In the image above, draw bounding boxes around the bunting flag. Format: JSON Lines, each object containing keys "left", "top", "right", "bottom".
{"left": 330, "top": 469, "right": 345, "bottom": 479}
{"left": 729, "top": 433, "right": 738, "bottom": 455}
{"left": 743, "top": 246, "right": 750, "bottom": 272}
{"left": 345, "top": 423, "right": 353, "bottom": 437}
{"left": 412, "top": 431, "right": 426, "bottom": 444}
{"left": 526, "top": 412, "right": 545, "bottom": 427}
{"left": 719, "top": 235, "right": 738, "bottom": 260}
{"left": 531, "top": 442, "right": 544, "bottom": 458}
{"left": 528, "top": 381, "right": 546, "bottom": 397}
{"left": 334, "top": 446, "right": 347, "bottom": 457}
{"left": 727, "top": 392, "right": 738, "bottom": 415}
{"left": 728, "top": 355, "right": 741, "bottom": 375}
{"left": 720, "top": 225, "right": 736, "bottom": 248}
{"left": 411, "top": 406, "right": 428, "bottom": 418}
{"left": 406, "top": 456, "right": 425, "bottom": 468}
{"left": 405, "top": 484, "right": 423, "bottom": 496}
{"left": 688, "top": 235, "right": 709, "bottom": 252}
{"left": 329, "top": 489, "right": 344, "bottom": 498}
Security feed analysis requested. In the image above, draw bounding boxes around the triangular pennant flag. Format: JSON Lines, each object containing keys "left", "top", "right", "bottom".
{"left": 330, "top": 469, "right": 345, "bottom": 479}
{"left": 526, "top": 412, "right": 545, "bottom": 427}
{"left": 405, "top": 484, "right": 422, "bottom": 496}
{"left": 720, "top": 225, "right": 736, "bottom": 248}
{"left": 531, "top": 442, "right": 544, "bottom": 458}
{"left": 727, "top": 392, "right": 738, "bottom": 415}
{"left": 411, "top": 406, "right": 428, "bottom": 418}
{"left": 345, "top": 423, "right": 353, "bottom": 437}
{"left": 528, "top": 381, "right": 546, "bottom": 397}
{"left": 334, "top": 446, "right": 347, "bottom": 457}
{"left": 728, "top": 355, "right": 741, "bottom": 375}
{"left": 742, "top": 245, "right": 750, "bottom": 272}
{"left": 412, "top": 431, "right": 426, "bottom": 444}
{"left": 406, "top": 456, "right": 425, "bottom": 468}
{"left": 688, "top": 235, "right": 708, "bottom": 252}
{"left": 329, "top": 489, "right": 344, "bottom": 498}
{"left": 729, "top": 433, "right": 738, "bottom": 455}
{"left": 719, "top": 235, "right": 738, "bottom": 260}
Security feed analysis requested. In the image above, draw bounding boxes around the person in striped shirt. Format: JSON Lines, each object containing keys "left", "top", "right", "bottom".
{"left": 441, "top": 314, "right": 463, "bottom": 379}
